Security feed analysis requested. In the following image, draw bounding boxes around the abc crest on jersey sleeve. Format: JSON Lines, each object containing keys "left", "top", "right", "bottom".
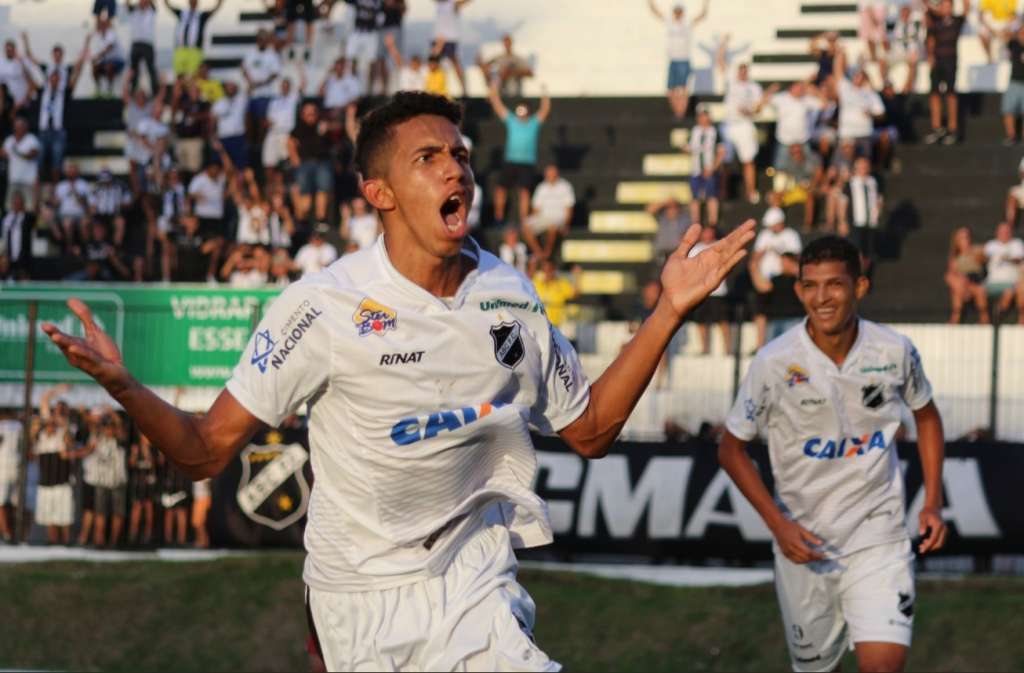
{"left": 226, "top": 282, "right": 332, "bottom": 428}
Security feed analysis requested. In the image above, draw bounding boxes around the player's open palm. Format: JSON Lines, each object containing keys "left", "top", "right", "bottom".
{"left": 659, "top": 219, "right": 756, "bottom": 319}
{"left": 773, "top": 517, "right": 825, "bottom": 564}
{"left": 41, "top": 299, "right": 125, "bottom": 385}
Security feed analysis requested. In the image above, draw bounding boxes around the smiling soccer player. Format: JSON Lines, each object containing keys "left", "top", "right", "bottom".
{"left": 718, "top": 235, "right": 947, "bottom": 673}
{"left": 42, "top": 92, "right": 754, "bottom": 671}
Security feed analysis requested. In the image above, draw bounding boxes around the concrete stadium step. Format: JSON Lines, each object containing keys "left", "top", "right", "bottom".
{"left": 616, "top": 181, "right": 692, "bottom": 205}
{"left": 800, "top": 2, "right": 858, "bottom": 12}
{"left": 579, "top": 270, "right": 637, "bottom": 295}
{"left": 643, "top": 154, "right": 691, "bottom": 177}
{"left": 562, "top": 239, "right": 654, "bottom": 264}
{"left": 589, "top": 211, "right": 658, "bottom": 234}
{"left": 67, "top": 156, "right": 130, "bottom": 175}
{"left": 93, "top": 131, "right": 126, "bottom": 151}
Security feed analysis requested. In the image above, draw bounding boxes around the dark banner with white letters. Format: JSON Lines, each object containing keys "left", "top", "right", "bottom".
{"left": 525, "top": 437, "right": 1024, "bottom": 561}
{"left": 208, "top": 433, "right": 1024, "bottom": 560}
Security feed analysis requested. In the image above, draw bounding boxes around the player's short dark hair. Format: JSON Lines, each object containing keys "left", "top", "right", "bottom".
{"left": 355, "top": 92, "right": 463, "bottom": 179}
{"left": 799, "top": 236, "right": 862, "bottom": 279}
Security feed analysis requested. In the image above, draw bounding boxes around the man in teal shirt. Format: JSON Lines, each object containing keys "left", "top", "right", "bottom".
{"left": 486, "top": 81, "right": 551, "bottom": 231}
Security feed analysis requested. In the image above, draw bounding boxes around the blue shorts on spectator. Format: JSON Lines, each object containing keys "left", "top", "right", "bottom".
{"left": 1003, "top": 81, "right": 1024, "bottom": 117}
{"left": 668, "top": 60, "right": 691, "bottom": 89}
{"left": 297, "top": 161, "right": 332, "bottom": 195}
{"left": 690, "top": 174, "right": 719, "bottom": 201}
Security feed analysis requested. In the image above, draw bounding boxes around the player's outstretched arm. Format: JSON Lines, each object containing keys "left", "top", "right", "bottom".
{"left": 913, "top": 401, "right": 947, "bottom": 553}
{"left": 41, "top": 299, "right": 265, "bottom": 480}
{"left": 718, "top": 430, "right": 825, "bottom": 563}
{"left": 559, "top": 220, "right": 756, "bottom": 458}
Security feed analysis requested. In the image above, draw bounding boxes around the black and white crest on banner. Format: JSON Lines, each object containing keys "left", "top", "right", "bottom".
{"left": 490, "top": 320, "right": 526, "bottom": 369}
{"left": 236, "top": 443, "right": 310, "bottom": 531}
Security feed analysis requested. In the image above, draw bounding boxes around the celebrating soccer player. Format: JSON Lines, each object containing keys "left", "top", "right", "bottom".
{"left": 42, "top": 92, "right": 755, "bottom": 670}
{"left": 718, "top": 236, "right": 947, "bottom": 673}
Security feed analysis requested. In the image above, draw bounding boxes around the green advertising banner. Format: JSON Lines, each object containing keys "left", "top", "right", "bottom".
{"left": 0, "top": 283, "right": 283, "bottom": 386}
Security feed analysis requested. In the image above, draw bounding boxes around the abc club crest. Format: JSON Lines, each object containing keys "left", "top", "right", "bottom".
{"left": 236, "top": 442, "right": 310, "bottom": 531}
{"left": 490, "top": 320, "right": 525, "bottom": 369}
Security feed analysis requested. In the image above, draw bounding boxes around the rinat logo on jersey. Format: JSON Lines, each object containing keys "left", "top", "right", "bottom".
{"left": 250, "top": 330, "right": 275, "bottom": 373}
{"left": 785, "top": 365, "right": 810, "bottom": 387}
{"left": 391, "top": 401, "right": 508, "bottom": 446}
{"left": 803, "top": 431, "right": 886, "bottom": 459}
{"left": 353, "top": 297, "right": 397, "bottom": 337}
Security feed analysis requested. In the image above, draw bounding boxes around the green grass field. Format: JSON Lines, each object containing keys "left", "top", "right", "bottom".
{"left": 2, "top": 554, "right": 1023, "bottom": 671}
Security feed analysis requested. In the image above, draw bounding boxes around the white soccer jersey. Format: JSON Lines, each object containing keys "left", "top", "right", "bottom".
{"left": 725, "top": 319, "right": 933, "bottom": 558}
{"left": 227, "top": 237, "right": 591, "bottom": 591}
{"left": 0, "top": 419, "right": 22, "bottom": 484}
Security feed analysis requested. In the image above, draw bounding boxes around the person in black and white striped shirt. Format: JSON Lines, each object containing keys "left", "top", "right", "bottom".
{"left": 685, "top": 105, "right": 725, "bottom": 228}
{"left": 841, "top": 157, "right": 883, "bottom": 258}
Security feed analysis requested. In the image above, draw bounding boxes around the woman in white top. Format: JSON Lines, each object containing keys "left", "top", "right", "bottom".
{"left": 91, "top": 16, "right": 126, "bottom": 97}
{"left": 33, "top": 416, "right": 74, "bottom": 543}
{"left": 646, "top": 0, "right": 709, "bottom": 120}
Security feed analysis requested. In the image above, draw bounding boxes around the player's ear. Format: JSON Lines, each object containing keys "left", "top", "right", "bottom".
{"left": 362, "top": 176, "right": 396, "bottom": 212}
{"left": 854, "top": 274, "right": 870, "bottom": 300}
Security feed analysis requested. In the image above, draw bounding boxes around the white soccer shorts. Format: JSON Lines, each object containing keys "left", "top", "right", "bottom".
{"left": 726, "top": 120, "right": 759, "bottom": 164}
{"left": 306, "top": 524, "right": 560, "bottom": 672}
{"left": 262, "top": 131, "right": 291, "bottom": 168}
{"left": 774, "top": 539, "right": 915, "bottom": 672}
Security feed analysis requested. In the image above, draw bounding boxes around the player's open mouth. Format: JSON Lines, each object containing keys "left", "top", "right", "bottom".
{"left": 439, "top": 190, "right": 468, "bottom": 239}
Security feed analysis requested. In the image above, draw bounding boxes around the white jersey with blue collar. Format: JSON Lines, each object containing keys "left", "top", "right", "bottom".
{"left": 725, "top": 318, "right": 933, "bottom": 558}
{"left": 227, "top": 236, "right": 590, "bottom": 591}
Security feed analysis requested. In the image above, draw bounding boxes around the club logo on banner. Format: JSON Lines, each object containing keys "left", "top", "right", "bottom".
{"left": 236, "top": 442, "right": 310, "bottom": 531}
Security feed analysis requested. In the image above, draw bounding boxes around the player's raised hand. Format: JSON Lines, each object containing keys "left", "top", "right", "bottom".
{"left": 658, "top": 219, "right": 756, "bottom": 320}
{"left": 40, "top": 299, "right": 126, "bottom": 387}
{"left": 917, "top": 506, "right": 948, "bottom": 554}
{"left": 772, "top": 518, "right": 825, "bottom": 564}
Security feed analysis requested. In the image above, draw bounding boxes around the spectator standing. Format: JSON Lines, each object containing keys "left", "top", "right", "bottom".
{"left": 93, "top": 0, "right": 117, "bottom": 24}
{"left": 835, "top": 51, "right": 886, "bottom": 157}
{"left": 169, "top": 74, "right": 208, "bottom": 172}
{"left": 432, "top": 0, "right": 471, "bottom": 97}
{"left": 686, "top": 105, "right": 725, "bottom": 227}
{"left": 424, "top": 54, "right": 449, "bottom": 97}
{"left": 810, "top": 31, "right": 839, "bottom": 87}
{"left": 1, "top": 117, "right": 41, "bottom": 212}
{"left": 340, "top": 196, "right": 380, "bottom": 252}
{"left": 525, "top": 164, "right": 575, "bottom": 261}
{"left": 52, "top": 161, "right": 92, "bottom": 254}
{"left": 983, "top": 221, "right": 1024, "bottom": 315}
{"left": 77, "top": 412, "right": 128, "bottom": 547}
{"left": 0, "top": 415, "right": 21, "bottom": 542}
{"left": 158, "top": 451, "right": 190, "bottom": 546}
{"left": 647, "top": 0, "right": 709, "bottom": 120}
{"left": 978, "top": 0, "right": 1017, "bottom": 63}
{"left": 498, "top": 225, "right": 529, "bottom": 275}
{"left": 0, "top": 192, "right": 34, "bottom": 279}
{"left": 475, "top": 34, "right": 533, "bottom": 98}
{"left": 924, "top": 0, "right": 967, "bottom": 145}
{"left": 1001, "top": 25, "right": 1024, "bottom": 144}
{"left": 383, "top": 33, "right": 426, "bottom": 93}
{"left": 166, "top": 0, "right": 226, "bottom": 77}
{"left": 487, "top": 83, "right": 551, "bottom": 227}
{"left": 293, "top": 223, "right": 338, "bottom": 275}
{"left": 126, "top": 0, "right": 159, "bottom": 94}
{"left": 688, "top": 226, "right": 732, "bottom": 355}
{"left": 29, "top": 43, "right": 88, "bottom": 185}
{"left": 751, "top": 207, "right": 802, "bottom": 347}
{"left": 212, "top": 81, "right": 250, "bottom": 171}
{"left": 945, "top": 226, "right": 989, "bottom": 323}
{"left": 192, "top": 478, "right": 212, "bottom": 548}
{"left": 289, "top": 102, "right": 333, "bottom": 224}
{"left": 171, "top": 213, "right": 222, "bottom": 281}
{"left": 33, "top": 414, "right": 73, "bottom": 545}
{"left": 377, "top": 0, "right": 408, "bottom": 94}
{"left": 531, "top": 259, "right": 581, "bottom": 329}
{"left": 343, "top": 0, "right": 384, "bottom": 93}
{"left": 188, "top": 161, "right": 228, "bottom": 280}
{"left": 91, "top": 16, "right": 126, "bottom": 97}
{"left": 242, "top": 30, "right": 283, "bottom": 132}
{"left": 90, "top": 168, "right": 132, "bottom": 227}
{"left": 766, "top": 79, "right": 824, "bottom": 168}
{"left": 0, "top": 39, "right": 33, "bottom": 113}
{"left": 128, "top": 433, "right": 158, "bottom": 545}
{"left": 841, "top": 157, "right": 884, "bottom": 257}
{"left": 717, "top": 42, "right": 765, "bottom": 204}
{"left": 263, "top": 73, "right": 304, "bottom": 183}
{"left": 750, "top": 251, "right": 805, "bottom": 344}
{"left": 858, "top": 0, "right": 889, "bottom": 72}
{"left": 646, "top": 196, "right": 690, "bottom": 264}
{"left": 285, "top": 0, "right": 319, "bottom": 62}
{"left": 320, "top": 58, "right": 362, "bottom": 118}
{"left": 887, "top": 2, "right": 925, "bottom": 94}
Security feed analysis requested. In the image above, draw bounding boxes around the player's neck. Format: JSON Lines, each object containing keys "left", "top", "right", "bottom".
{"left": 382, "top": 230, "right": 474, "bottom": 297}
{"left": 806, "top": 316, "right": 859, "bottom": 367}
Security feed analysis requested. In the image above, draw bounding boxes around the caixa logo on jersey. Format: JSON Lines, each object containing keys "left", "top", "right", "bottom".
{"left": 236, "top": 442, "right": 310, "bottom": 530}
{"left": 803, "top": 431, "right": 886, "bottom": 460}
{"left": 391, "top": 401, "right": 508, "bottom": 446}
